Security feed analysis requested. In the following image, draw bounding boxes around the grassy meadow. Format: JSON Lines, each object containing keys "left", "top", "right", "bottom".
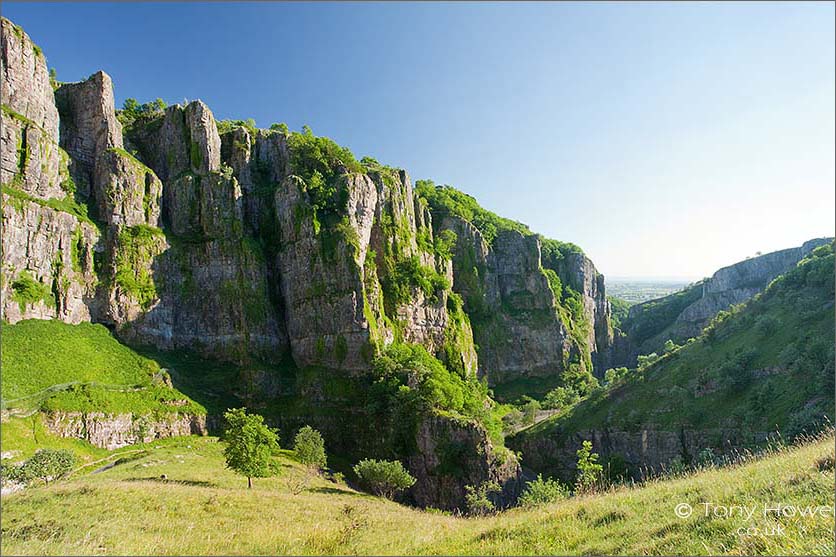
{"left": 1, "top": 431, "right": 833, "bottom": 556}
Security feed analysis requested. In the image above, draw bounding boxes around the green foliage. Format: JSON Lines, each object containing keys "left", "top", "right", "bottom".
{"left": 293, "top": 426, "right": 327, "bottom": 471}
{"left": 117, "top": 98, "right": 167, "bottom": 128}
{"left": 380, "top": 255, "right": 449, "bottom": 310}
{"left": 114, "top": 225, "right": 165, "bottom": 310}
{"left": 464, "top": 480, "right": 501, "bottom": 516}
{"left": 415, "top": 180, "right": 530, "bottom": 245}
{"left": 575, "top": 440, "right": 603, "bottom": 494}
{"left": 620, "top": 280, "right": 705, "bottom": 350}
{"left": 518, "top": 474, "right": 569, "bottom": 507}
{"left": 371, "top": 344, "right": 497, "bottom": 433}
{"left": 520, "top": 396, "right": 540, "bottom": 426}
{"left": 10, "top": 270, "right": 54, "bottom": 313}
{"left": 542, "top": 386, "right": 580, "bottom": 410}
{"left": 539, "top": 237, "right": 585, "bottom": 267}
{"left": 269, "top": 122, "right": 289, "bottom": 133}
{"left": 433, "top": 229, "right": 457, "bottom": 261}
{"left": 2, "top": 184, "right": 96, "bottom": 227}
{"left": 217, "top": 118, "right": 258, "bottom": 137}
{"left": 352, "top": 458, "right": 415, "bottom": 499}
{"left": 519, "top": 241, "right": 835, "bottom": 461}
{"left": 603, "top": 367, "right": 628, "bottom": 386}
{"left": 222, "top": 408, "right": 281, "bottom": 488}
{"left": 17, "top": 448, "right": 76, "bottom": 485}
{"left": 541, "top": 268, "right": 563, "bottom": 305}
{"left": 608, "top": 296, "right": 632, "bottom": 329}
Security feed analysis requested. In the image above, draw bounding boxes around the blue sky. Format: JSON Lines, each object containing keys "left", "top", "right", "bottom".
{"left": 5, "top": 2, "right": 834, "bottom": 279}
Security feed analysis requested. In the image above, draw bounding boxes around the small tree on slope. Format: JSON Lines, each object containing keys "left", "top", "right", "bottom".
{"left": 293, "top": 425, "right": 327, "bottom": 471}
{"left": 575, "top": 440, "right": 603, "bottom": 494}
{"left": 223, "top": 408, "right": 280, "bottom": 489}
{"left": 353, "top": 459, "right": 416, "bottom": 499}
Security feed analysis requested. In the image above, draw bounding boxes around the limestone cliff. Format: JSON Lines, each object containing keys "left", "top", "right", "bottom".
{"left": 619, "top": 237, "right": 832, "bottom": 361}
{"left": 417, "top": 184, "right": 614, "bottom": 391}
{"left": 0, "top": 17, "right": 515, "bottom": 510}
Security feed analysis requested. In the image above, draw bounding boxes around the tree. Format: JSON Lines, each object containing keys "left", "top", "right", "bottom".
{"left": 21, "top": 449, "right": 76, "bottom": 485}
{"left": 520, "top": 396, "right": 540, "bottom": 425}
{"left": 464, "top": 480, "right": 501, "bottom": 516}
{"left": 542, "top": 386, "right": 579, "bottom": 410}
{"left": 353, "top": 459, "right": 415, "bottom": 499}
{"left": 222, "top": 408, "right": 280, "bottom": 489}
{"left": 293, "top": 426, "right": 327, "bottom": 471}
{"left": 575, "top": 440, "right": 603, "bottom": 494}
{"left": 603, "top": 367, "right": 628, "bottom": 386}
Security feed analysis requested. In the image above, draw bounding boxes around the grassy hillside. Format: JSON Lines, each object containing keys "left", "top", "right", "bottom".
{"left": 1, "top": 432, "right": 832, "bottom": 555}
{"left": 618, "top": 281, "right": 704, "bottom": 353}
{"left": 517, "top": 243, "right": 835, "bottom": 443}
{"left": 1, "top": 320, "right": 204, "bottom": 417}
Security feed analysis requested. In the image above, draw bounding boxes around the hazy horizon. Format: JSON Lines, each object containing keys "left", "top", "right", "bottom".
{"left": 5, "top": 2, "right": 833, "bottom": 279}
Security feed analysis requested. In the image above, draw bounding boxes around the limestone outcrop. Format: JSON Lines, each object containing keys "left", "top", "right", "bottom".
{"left": 45, "top": 410, "right": 207, "bottom": 450}
{"left": 619, "top": 237, "right": 832, "bottom": 360}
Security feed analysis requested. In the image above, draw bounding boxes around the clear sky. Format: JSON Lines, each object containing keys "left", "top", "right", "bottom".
{"left": 4, "top": 2, "right": 834, "bottom": 279}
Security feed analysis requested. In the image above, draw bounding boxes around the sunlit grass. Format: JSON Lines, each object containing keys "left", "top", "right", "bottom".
{"left": 2, "top": 432, "right": 832, "bottom": 555}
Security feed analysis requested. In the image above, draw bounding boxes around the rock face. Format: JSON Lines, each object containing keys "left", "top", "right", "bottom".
{"left": 619, "top": 238, "right": 832, "bottom": 360}
{"left": 409, "top": 413, "right": 522, "bottom": 509}
{"left": 1, "top": 19, "right": 101, "bottom": 324}
{"left": 2, "top": 17, "right": 531, "bottom": 510}
{"left": 510, "top": 426, "right": 773, "bottom": 482}
{"left": 429, "top": 213, "right": 613, "bottom": 386}
{"left": 45, "top": 411, "right": 207, "bottom": 450}
{"left": 0, "top": 18, "right": 63, "bottom": 199}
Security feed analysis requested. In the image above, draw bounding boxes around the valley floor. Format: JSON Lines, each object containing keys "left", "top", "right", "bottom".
{"left": 1, "top": 433, "right": 833, "bottom": 556}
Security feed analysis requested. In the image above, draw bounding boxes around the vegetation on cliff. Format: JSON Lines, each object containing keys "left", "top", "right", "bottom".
{"left": 518, "top": 243, "right": 835, "bottom": 446}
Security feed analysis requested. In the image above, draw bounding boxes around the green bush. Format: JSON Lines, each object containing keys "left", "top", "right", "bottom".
{"left": 518, "top": 474, "right": 569, "bottom": 507}
{"left": 10, "top": 270, "right": 54, "bottom": 313}
{"left": 117, "top": 97, "right": 166, "bottom": 128}
{"left": 464, "top": 480, "right": 501, "bottom": 516}
{"left": 575, "top": 440, "right": 603, "bottom": 494}
{"left": 293, "top": 425, "right": 327, "bottom": 471}
{"left": 542, "top": 386, "right": 580, "bottom": 410}
{"left": 19, "top": 449, "right": 76, "bottom": 485}
{"left": 370, "top": 344, "right": 499, "bottom": 437}
{"left": 353, "top": 459, "right": 415, "bottom": 499}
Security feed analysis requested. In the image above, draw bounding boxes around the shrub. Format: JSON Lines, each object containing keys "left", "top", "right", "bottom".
{"left": 520, "top": 396, "right": 540, "bottom": 426}
{"left": 542, "top": 386, "right": 579, "bottom": 410}
{"left": 575, "top": 440, "right": 603, "bottom": 494}
{"left": 293, "top": 425, "right": 327, "bottom": 471}
{"left": 118, "top": 97, "right": 166, "bottom": 128}
{"left": 10, "top": 270, "right": 54, "bottom": 313}
{"left": 464, "top": 480, "right": 501, "bottom": 516}
{"left": 518, "top": 474, "right": 569, "bottom": 507}
{"left": 603, "top": 367, "right": 628, "bottom": 387}
{"left": 20, "top": 449, "right": 76, "bottom": 485}
{"left": 352, "top": 459, "right": 415, "bottom": 499}
{"left": 222, "top": 408, "right": 280, "bottom": 489}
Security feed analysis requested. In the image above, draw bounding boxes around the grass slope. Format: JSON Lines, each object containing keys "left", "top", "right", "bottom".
{"left": 1, "top": 320, "right": 204, "bottom": 416}
{"left": 1, "top": 433, "right": 833, "bottom": 555}
{"left": 517, "top": 244, "right": 835, "bottom": 442}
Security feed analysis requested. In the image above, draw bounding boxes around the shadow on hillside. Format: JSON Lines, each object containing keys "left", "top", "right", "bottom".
{"left": 308, "top": 486, "right": 357, "bottom": 496}
{"left": 124, "top": 477, "right": 217, "bottom": 488}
